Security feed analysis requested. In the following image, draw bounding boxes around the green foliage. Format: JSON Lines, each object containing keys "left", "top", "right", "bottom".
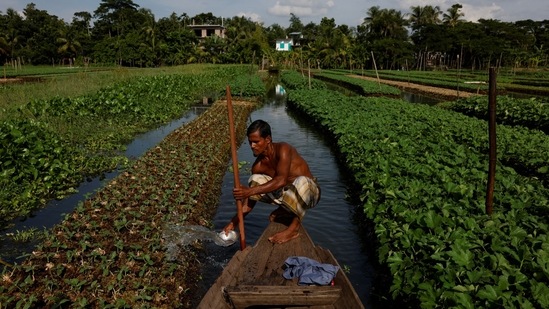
{"left": 287, "top": 88, "right": 549, "bottom": 308}
{"left": 23, "top": 74, "right": 197, "bottom": 124}
{"left": 0, "top": 65, "right": 256, "bottom": 225}
{"left": 440, "top": 95, "right": 549, "bottom": 184}
{"left": 0, "top": 100, "right": 256, "bottom": 307}
{"left": 280, "top": 70, "right": 327, "bottom": 90}
{"left": 348, "top": 69, "right": 491, "bottom": 93}
{"left": 443, "top": 95, "right": 549, "bottom": 134}
{"left": 227, "top": 72, "right": 267, "bottom": 98}
{"left": 315, "top": 70, "right": 401, "bottom": 96}
{"left": 0, "top": 119, "right": 83, "bottom": 222}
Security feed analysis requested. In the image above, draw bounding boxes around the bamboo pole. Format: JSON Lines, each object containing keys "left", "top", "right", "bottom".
{"left": 226, "top": 86, "right": 246, "bottom": 250}
{"left": 371, "top": 51, "right": 381, "bottom": 89}
{"left": 486, "top": 68, "right": 497, "bottom": 215}
{"left": 308, "top": 59, "right": 311, "bottom": 90}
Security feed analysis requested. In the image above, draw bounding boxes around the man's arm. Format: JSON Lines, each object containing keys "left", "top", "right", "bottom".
{"left": 223, "top": 201, "right": 254, "bottom": 233}
{"left": 234, "top": 143, "right": 292, "bottom": 200}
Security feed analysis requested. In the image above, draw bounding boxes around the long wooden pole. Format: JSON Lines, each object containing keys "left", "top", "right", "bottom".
{"left": 486, "top": 67, "right": 497, "bottom": 215}
{"left": 226, "top": 85, "right": 246, "bottom": 249}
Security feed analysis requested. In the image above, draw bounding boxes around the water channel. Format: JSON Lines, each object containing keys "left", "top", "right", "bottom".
{"left": 0, "top": 106, "right": 208, "bottom": 264}
{"left": 197, "top": 91, "right": 375, "bottom": 307}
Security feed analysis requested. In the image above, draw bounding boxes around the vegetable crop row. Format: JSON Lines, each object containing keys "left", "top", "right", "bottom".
{"left": 335, "top": 69, "right": 489, "bottom": 93}
{"left": 287, "top": 88, "right": 549, "bottom": 308}
{"left": 0, "top": 100, "right": 257, "bottom": 308}
{"left": 280, "top": 70, "right": 327, "bottom": 90}
{"left": 313, "top": 71, "right": 401, "bottom": 96}
{"left": 442, "top": 95, "right": 549, "bottom": 135}
{"left": 332, "top": 68, "right": 549, "bottom": 97}
{"left": 438, "top": 95, "right": 549, "bottom": 185}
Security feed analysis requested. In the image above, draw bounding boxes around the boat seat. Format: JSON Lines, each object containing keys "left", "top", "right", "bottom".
{"left": 224, "top": 285, "right": 342, "bottom": 308}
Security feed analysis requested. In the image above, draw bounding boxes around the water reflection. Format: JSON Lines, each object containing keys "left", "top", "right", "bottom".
{"left": 400, "top": 91, "right": 441, "bottom": 105}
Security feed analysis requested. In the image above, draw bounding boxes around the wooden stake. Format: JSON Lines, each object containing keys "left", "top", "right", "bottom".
{"left": 308, "top": 59, "right": 311, "bottom": 90}
{"left": 486, "top": 68, "right": 497, "bottom": 215}
{"left": 226, "top": 86, "right": 246, "bottom": 250}
{"left": 371, "top": 51, "right": 381, "bottom": 89}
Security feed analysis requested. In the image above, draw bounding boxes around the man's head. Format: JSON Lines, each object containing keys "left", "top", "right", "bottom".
{"left": 247, "top": 119, "right": 271, "bottom": 138}
{"left": 247, "top": 120, "right": 272, "bottom": 157}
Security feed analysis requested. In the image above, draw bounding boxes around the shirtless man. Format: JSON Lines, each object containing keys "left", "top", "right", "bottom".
{"left": 223, "top": 119, "right": 321, "bottom": 244}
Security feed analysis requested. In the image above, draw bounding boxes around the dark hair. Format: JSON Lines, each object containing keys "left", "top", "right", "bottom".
{"left": 247, "top": 119, "right": 271, "bottom": 138}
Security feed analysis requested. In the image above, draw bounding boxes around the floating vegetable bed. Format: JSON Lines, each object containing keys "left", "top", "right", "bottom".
{"left": 1, "top": 100, "right": 256, "bottom": 308}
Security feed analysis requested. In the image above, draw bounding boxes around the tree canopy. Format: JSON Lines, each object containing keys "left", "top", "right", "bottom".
{"left": 0, "top": 1, "right": 548, "bottom": 70}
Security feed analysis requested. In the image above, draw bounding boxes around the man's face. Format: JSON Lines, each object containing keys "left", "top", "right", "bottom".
{"left": 248, "top": 130, "right": 270, "bottom": 157}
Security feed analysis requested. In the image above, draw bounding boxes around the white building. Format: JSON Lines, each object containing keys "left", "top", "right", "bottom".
{"left": 275, "top": 39, "right": 293, "bottom": 51}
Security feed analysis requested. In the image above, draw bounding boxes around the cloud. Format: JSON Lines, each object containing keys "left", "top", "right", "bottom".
{"left": 460, "top": 3, "right": 503, "bottom": 22}
{"left": 236, "top": 12, "right": 263, "bottom": 23}
{"left": 396, "top": 0, "right": 504, "bottom": 22}
{"left": 268, "top": 0, "right": 334, "bottom": 17}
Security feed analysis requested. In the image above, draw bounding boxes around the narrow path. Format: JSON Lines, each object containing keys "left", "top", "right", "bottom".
{"left": 349, "top": 74, "right": 479, "bottom": 101}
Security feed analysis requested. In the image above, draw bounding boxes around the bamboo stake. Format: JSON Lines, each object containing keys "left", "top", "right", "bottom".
{"left": 308, "top": 59, "right": 311, "bottom": 90}
{"left": 371, "top": 51, "right": 381, "bottom": 89}
{"left": 226, "top": 86, "right": 246, "bottom": 250}
{"left": 486, "top": 68, "right": 497, "bottom": 215}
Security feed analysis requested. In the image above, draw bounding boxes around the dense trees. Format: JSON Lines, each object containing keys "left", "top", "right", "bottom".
{"left": 0, "top": 0, "right": 548, "bottom": 70}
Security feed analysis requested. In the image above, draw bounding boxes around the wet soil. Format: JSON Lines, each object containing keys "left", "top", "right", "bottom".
{"left": 0, "top": 77, "right": 43, "bottom": 84}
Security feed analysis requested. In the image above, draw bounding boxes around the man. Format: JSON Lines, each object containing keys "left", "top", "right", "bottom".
{"left": 223, "top": 119, "right": 321, "bottom": 244}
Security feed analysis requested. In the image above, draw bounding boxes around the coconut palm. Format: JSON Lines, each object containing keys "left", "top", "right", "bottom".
{"left": 57, "top": 24, "right": 82, "bottom": 65}
{"left": 443, "top": 4, "right": 465, "bottom": 28}
{"left": 409, "top": 5, "right": 442, "bottom": 30}
{"left": 363, "top": 6, "right": 408, "bottom": 39}
{"left": 140, "top": 9, "right": 157, "bottom": 53}
{"left": 0, "top": 36, "right": 8, "bottom": 57}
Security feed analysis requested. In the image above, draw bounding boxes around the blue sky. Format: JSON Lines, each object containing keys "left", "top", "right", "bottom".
{"left": 3, "top": 0, "right": 548, "bottom": 27}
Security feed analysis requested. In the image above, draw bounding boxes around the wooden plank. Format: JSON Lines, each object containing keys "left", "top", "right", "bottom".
{"left": 197, "top": 246, "right": 253, "bottom": 309}
{"left": 239, "top": 223, "right": 278, "bottom": 285}
{"left": 225, "top": 285, "right": 342, "bottom": 308}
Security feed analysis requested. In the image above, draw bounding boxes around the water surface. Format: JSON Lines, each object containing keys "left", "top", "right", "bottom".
{"left": 207, "top": 92, "right": 374, "bottom": 306}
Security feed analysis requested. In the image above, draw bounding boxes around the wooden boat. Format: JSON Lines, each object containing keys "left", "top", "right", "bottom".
{"left": 198, "top": 220, "right": 365, "bottom": 309}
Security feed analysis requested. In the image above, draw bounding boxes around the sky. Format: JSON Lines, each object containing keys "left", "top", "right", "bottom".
{"left": 2, "top": 0, "right": 548, "bottom": 27}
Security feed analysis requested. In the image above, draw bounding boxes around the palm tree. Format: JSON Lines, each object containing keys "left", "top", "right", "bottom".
{"left": 363, "top": 7, "right": 408, "bottom": 39}
{"left": 0, "top": 36, "right": 8, "bottom": 57}
{"left": 362, "top": 6, "right": 382, "bottom": 36}
{"left": 140, "top": 9, "right": 157, "bottom": 53}
{"left": 443, "top": 4, "right": 465, "bottom": 28}
{"left": 409, "top": 5, "right": 442, "bottom": 30}
{"left": 57, "top": 24, "right": 82, "bottom": 66}
{"left": 3, "top": 8, "right": 23, "bottom": 61}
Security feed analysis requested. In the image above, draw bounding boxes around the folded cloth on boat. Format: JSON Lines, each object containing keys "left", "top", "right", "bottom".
{"left": 248, "top": 174, "right": 321, "bottom": 220}
{"left": 282, "top": 256, "right": 339, "bottom": 286}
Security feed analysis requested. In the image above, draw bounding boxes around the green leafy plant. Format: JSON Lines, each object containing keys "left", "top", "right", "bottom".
{"left": 287, "top": 85, "right": 549, "bottom": 308}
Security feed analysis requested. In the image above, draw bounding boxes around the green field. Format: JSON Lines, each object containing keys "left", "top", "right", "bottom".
{"left": 1, "top": 65, "right": 549, "bottom": 308}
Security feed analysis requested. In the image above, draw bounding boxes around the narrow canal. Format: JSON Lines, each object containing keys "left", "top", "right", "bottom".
{"left": 195, "top": 86, "right": 374, "bottom": 307}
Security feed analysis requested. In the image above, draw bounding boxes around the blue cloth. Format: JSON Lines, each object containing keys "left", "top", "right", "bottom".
{"left": 282, "top": 256, "right": 339, "bottom": 286}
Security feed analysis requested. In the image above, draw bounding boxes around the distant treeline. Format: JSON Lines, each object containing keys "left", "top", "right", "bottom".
{"left": 1, "top": 1, "right": 548, "bottom": 70}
